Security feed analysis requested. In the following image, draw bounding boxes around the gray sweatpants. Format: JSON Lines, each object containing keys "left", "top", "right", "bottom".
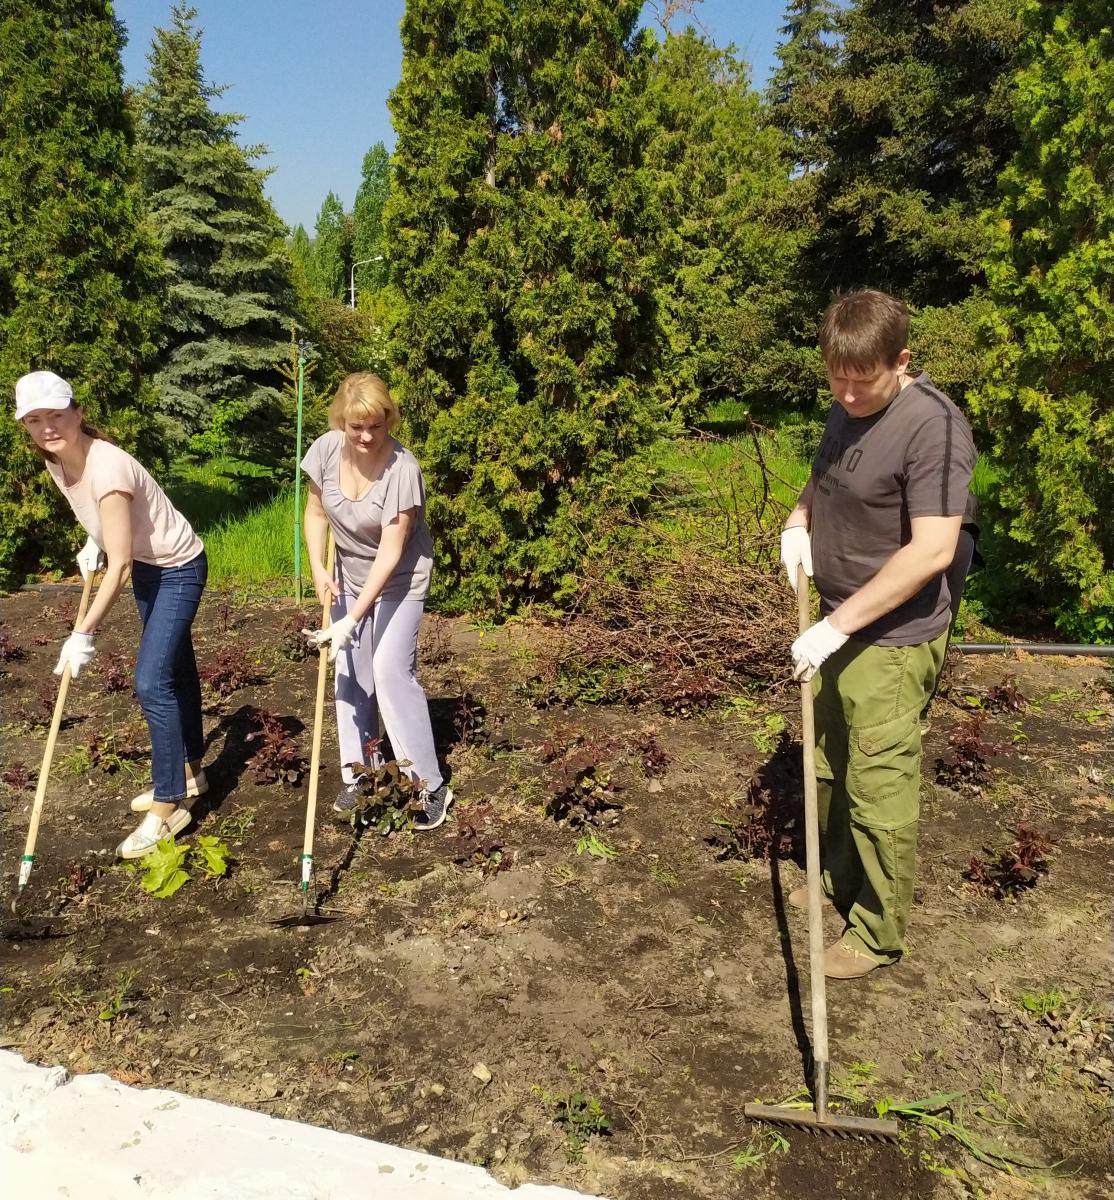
{"left": 330, "top": 594, "right": 442, "bottom": 792}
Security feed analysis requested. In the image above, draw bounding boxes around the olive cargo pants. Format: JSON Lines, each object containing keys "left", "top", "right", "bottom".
{"left": 811, "top": 629, "right": 949, "bottom": 963}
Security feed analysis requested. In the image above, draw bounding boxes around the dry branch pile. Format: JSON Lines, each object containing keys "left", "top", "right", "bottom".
{"left": 527, "top": 529, "right": 797, "bottom": 713}
{"left": 521, "top": 425, "right": 805, "bottom": 712}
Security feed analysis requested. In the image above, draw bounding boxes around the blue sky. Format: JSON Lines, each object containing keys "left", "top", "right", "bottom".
{"left": 113, "top": 1, "right": 788, "bottom": 232}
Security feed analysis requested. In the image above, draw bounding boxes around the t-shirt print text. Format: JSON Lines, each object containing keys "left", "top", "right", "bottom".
{"left": 816, "top": 430, "right": 860, "bottom": 494}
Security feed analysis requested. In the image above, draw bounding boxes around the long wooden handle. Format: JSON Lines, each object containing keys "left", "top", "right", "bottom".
{"left": 17, "top": 571, "right": 97, "bottom": 888}
{"left": 300, "top": 532, "right": 335, "bottom": 894}
{"left": 798, "top": 565, "right": 830, "bottom": 1116}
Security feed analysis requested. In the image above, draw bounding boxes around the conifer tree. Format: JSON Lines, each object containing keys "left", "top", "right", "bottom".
{"left": 766, "top": 0, "right": 840, "bottom": 174}
{"left": 388, "top": 1, "right": 662, "bottom": 610}
{"left": 313, "top": 192, "right": 349, "bottom": 302}
{"left": 750, "top": 1, "right": 845, "bottom": 416}
{"left": 138, "top": 2, "right": 297, "bottom": 448}
{"left": 0, "top": 0, "right": 164, "bottom": 583}
{"left": 646, "top": 30, "right": 800, "bottom": 421}
{"left": 971, "top": 0, "right": 1114, "bottom": 624}
{"left": 351, "top": 143, "right": 390, "bottom": 297}
{"left": 808, "top": 0, "right": 1024, "bottom": 305}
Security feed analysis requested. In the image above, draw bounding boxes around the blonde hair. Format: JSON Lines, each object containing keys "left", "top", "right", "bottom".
{"left": 819, "top": 290, "right": 910, "bottom": 373}
{"left": 328, "top": 373, "right": 400, "bottom": 433}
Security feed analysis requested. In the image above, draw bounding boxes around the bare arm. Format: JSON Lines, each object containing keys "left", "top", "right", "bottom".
{"left": 784, "top": 477, "right": 816, "bottom": 530}
{"left": 347, "top": 510, "right": 415, "bottom": 623}
{"left": 303, "top": 483, "right": 337, "bottom": 603}
{"left": 76, "top": 491, "right": 133, "bottom": 635}
{"left": 826, "top": 514, "right": 963, "bottom": 637}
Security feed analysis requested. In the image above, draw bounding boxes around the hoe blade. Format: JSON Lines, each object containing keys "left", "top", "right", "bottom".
{"left": 270, "top": 911, "right": 339, "bottom": 929}
{"left": 2, "top": 915, "right": 73, "bottom": 941}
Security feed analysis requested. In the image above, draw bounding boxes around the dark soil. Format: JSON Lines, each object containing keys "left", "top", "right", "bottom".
{"left": 1, "top": 589, "right": 1111, "bottom": 1200}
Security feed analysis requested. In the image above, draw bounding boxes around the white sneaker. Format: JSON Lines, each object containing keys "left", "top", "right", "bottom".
{"left": 130, "top": 770, "right": 208, "bottom": 813}
{"left": 116, "top": 807, "right": 192, "bottom": 860}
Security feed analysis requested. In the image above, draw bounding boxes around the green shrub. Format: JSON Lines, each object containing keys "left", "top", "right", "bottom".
{"left": 0, "top": 1, "right": 165, "bottom": 587}
{"left": 386, "top": 3, "right": 664, "bottom": 613}
{"left": 970, "top": 1, "right": 1114, "bottom": 617}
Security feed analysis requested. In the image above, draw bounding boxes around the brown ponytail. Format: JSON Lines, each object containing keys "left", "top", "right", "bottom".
{"left": 79, "top": 419, "right": 109, "bottom": 441}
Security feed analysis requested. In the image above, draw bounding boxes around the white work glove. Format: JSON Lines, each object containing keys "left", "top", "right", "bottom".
{"left": 76, "top": 536, "right": 106, "bottom": 581}
{"left": 302, "top": 614, "right": 357, "bottom": 662}
{"left": 54, "top": 631, "right": 97, "bottom": 679}
{"left": 791, "top": 618, "right": 848, "bottom": 682}
{"left": 779, "top": 525, "right": 813, "bottom": 595}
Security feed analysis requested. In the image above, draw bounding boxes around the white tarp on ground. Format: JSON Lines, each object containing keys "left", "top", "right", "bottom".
{"left": 0, "top": 1050, "right": 604, "bottom": 1200}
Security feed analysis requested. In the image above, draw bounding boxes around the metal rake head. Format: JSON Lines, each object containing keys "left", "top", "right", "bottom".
{"left": 743, "top": 1102, "right": 901, "bottom": 1142}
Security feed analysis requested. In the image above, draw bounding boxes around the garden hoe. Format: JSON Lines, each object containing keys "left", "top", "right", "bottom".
{"left": 273, "top": 533, "right": 341, "bottom": 930}
{"left": 5, "top": 571, "right": 97, "bottom": 940}
{"left": 743, "top": 567, "right": 899, "bottom": 1141}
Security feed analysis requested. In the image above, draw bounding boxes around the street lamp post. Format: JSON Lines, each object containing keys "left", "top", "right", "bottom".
{"left": 349, "top": 254, "right": 384, "bottom": 308}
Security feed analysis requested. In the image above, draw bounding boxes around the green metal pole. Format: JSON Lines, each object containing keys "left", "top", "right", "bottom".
{"left": 293, "top": 346, "right": 305, "bottom": 604}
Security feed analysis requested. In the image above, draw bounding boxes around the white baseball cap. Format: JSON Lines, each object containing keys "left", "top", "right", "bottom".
{"left": 15, "top": 371, "right": 74, "bottom": 420}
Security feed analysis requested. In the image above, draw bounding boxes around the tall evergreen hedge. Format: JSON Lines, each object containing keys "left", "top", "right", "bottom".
{"left": 647, "top": 30, "right": 801, "bottom": 424}
{"left": 971, "top": 0, "right": 1114, "bottom": 627}
{"left": 0, "top": 0, "right": 164, "bottom": 584}
{"left": 387, "top": 0, "right": 663, "bottom": 611}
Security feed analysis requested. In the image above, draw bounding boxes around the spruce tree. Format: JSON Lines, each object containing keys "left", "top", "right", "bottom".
{"left": 971, "top": 0, "right": 1114, "bottom": 624}
{"left": 388, "top": 1, "right": 662, "bottom": 610}
{"left": 351, "top": 143, "right": 390, "bottom": 297}
{"left": 0, "top": 0, "right": 164, "bottom": 583}
{"left": 138, "top": 2, "right": 297, "bottom": 449}
{"left": 313, "top": 192, "right": 349, "bottom": 302}
{"left": 751, "top": 1, "right": 845, "bottom": 416}
{"left": 766, "top": 0, "right": 840, "bottom": 174}
{"left": 808, "top": 0, "right": 1024, "bottom": 305}
{"left": 646, "top": 30, "right": 800, "bottom": 422}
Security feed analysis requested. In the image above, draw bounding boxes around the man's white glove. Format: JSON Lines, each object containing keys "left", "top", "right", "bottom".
{"left": 779, "top": 526, "right": 813, "bottom": 595}
{"left": 76, "top": 536, "right": 106, "bottom": 582}
{"left": 303, "top": 614, "right": 358, "bottom": 662}
{"left": 54, "top": 631, "right": 96, "bottom": 679}
{"left": 791, "top": 618, "right": 848, "bottom": 682}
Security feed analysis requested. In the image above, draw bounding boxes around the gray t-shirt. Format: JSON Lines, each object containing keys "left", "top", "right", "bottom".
{"left": 809, "top": 373, "right": 977, "bottom": 646}
{"left": 301, "top": 431, "right": 433, "bottom": 602}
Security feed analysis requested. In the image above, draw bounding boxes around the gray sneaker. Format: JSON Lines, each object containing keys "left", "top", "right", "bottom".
{"left": 414, "top": 784, "right": 453, "bottom": 831}
{"left": 332, "top": 782, "right": 362, "bottom": 815}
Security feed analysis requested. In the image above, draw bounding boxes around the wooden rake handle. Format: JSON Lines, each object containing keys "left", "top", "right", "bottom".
{"left": 797, "top": 565, "right": 831, "bottom": 1116}
{"left": 18, "top": 571, "right": 96, "bottom": 888}
{"left": 300, "top": 531, "right": 335, "bottom": 895}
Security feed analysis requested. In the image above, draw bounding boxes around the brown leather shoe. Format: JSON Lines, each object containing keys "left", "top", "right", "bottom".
{"left": 788, "top": 885, "right": 835, "bottom": 911}
{"left": 823, "top": 939, "right": 887, "bottom": 980}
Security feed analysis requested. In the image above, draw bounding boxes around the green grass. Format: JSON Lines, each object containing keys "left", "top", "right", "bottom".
{"left": 654, "top": 403, "right": 995, "bottom": 526}
{"left": 649, "top": 424, "right": 813, "bottom": 544}
{"left": 202, "top": 488, "right": 307, "bottom": 591}
{"left": 166, "top": 456, "right": 307, "bottom": 592}
{"left": 165, "top": 456, "right": 278, "bottom": 535}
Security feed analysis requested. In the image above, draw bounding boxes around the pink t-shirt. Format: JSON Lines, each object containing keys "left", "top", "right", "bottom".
{"left": 46, "top": 440, "right": 202, "bottom": 568}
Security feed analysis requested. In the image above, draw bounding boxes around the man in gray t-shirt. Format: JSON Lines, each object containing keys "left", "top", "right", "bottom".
{"left": 779, "top": 290, "right": 977, "bottom": 981}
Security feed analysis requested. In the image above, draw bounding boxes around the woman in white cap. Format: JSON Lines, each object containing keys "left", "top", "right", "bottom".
{"left": 301, "top": 371, "right": 452, "bottom": 830}
{"left": 15, "top": 370, "right": 208, "bottom": 858}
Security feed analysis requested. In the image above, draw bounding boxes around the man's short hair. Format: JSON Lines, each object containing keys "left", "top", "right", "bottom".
{"left": 819, "top": 290, "right": 910, "bottom": 372}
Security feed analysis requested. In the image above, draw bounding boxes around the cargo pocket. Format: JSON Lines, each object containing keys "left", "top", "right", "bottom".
{"left": 846, "top": 711, "right": 922, "bottom": 831}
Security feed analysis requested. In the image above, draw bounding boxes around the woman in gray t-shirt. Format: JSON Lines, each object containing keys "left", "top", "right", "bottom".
{"left": 301, "top": 373, "right": 450, "bottom": 829}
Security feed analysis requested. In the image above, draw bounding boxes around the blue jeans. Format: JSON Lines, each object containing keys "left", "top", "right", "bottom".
{"left": 131, "top": 551, "right": 207, "bottom": 803}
